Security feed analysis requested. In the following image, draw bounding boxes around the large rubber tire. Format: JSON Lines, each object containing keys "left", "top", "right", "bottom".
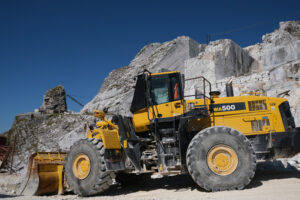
{"left": 186, "top": 126, "right": 256, "bottom": 191}
{"left": 65, "top": 138, "right": 115, "bottom": 196}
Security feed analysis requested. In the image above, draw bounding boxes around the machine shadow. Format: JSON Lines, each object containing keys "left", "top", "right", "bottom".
{"left": 103, "top": 173, "right": 205, "bottom": 196}
{"left": 246, "top": 161, "right": 300, "bottom": 189}
{"left": 0, "top": 194, "right": 17, "bottom": 198}
{"left": 103, "top": 162, "right": 300, "bottom": 196}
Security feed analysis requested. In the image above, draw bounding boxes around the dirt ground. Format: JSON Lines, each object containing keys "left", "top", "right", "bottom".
{"left": 1, "top": 167, "right": 300, "bottom": 200}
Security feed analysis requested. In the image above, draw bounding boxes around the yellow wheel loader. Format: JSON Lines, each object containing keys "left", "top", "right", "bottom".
{"left": 20, "top": 70, "right": 300, "bottom": 196}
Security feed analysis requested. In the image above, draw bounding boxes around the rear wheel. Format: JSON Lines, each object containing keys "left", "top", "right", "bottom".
{"left": 186, "top": 126, "right": 256, "bottom": 191}
{"left": 65, "top": 138, "right": 115, "bottom": 196}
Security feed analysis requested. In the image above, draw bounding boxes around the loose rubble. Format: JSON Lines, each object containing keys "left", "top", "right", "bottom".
{"left": 39, "top": 85, "right": 67, "bottom": 114}
{"left": 3, "top": 86, "right": 92, "bottom": 174}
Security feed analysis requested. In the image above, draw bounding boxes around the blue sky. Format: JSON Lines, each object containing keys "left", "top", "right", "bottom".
{"left": 1, "top": 0, "right": 300, "bottom": 133}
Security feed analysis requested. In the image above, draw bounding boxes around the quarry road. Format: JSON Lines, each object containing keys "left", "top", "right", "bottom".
{"left": 1, "top": 168, "right": 300, "bottom": 200}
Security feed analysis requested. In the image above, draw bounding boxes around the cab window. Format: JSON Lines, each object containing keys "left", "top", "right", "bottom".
{"left": 150, "top": 75, "right": 169, "bottom": 105}
{"left": 171, "top": 76, "right": 181, "bottom": 101}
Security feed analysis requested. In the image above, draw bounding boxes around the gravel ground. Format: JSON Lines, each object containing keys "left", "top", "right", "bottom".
{"left": 1, "top": 165, "right": 300, "bottom": 200}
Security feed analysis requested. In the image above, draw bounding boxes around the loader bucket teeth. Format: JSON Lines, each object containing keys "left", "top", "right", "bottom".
{"left": 19, "top": 152, "right": 66, "bottom": 196}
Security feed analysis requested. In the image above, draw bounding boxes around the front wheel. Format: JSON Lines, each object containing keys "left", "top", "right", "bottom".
{"left": 65, "top": 138, "right": 115, "bottom": 196}
{"left": 186, "top": 126, "right": 256, "bottom": 191}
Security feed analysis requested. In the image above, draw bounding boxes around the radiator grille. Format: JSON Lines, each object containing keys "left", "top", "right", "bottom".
{"left": 248, "top": 100, "right": 267, "bottom": 111}
{"left": 251, "top": 119, "right": 270, "bottom": 131}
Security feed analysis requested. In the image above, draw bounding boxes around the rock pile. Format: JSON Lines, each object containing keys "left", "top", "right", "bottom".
{"left": 4, "top": 86, "right": 91, "bottom": 173}
{"left": 39, "top": 85, "right": 67, "bottom": 114}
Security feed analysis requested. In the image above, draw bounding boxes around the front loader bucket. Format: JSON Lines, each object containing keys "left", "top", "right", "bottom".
{"left": 19, "top": 152, "right": 66, "bottom": 196}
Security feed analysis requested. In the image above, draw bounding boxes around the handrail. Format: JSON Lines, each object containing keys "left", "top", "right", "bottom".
{"left": 184, "top": 76, "right": 212, "bottom": 105}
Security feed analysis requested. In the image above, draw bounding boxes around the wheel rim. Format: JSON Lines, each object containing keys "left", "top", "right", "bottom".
{"left": 207, "top": 144, "right": 238, "bottom": 176}
{"left": 73, "top": 154, "right": 91, "bottom": 179}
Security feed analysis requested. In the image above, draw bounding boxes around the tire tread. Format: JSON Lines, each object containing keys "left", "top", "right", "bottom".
{"left": 65, "top": 138, "right": 115, "bottom": 196}
{"left": 186, "top": 126, "right": 256, "bottom": 191}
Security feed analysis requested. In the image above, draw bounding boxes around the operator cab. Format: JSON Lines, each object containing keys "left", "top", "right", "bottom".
{"left": 130, "top": 71, "right": 184, "bottom": 113}
{"left": 149, "top": 72, "right": 183, "bottom": 105}
{"left": 130, "top": 71, "right": 185, "bottom": 133}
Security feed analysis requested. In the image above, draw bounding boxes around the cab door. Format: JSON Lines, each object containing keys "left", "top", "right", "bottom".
{"left": 170, "top": 75, "right": 184, "bottom": 116}
{"left": 149, "top": 74, "right": 173, "bottom": 119}
{"left": 149, "top": 73, "right": 184, "bottom": 119}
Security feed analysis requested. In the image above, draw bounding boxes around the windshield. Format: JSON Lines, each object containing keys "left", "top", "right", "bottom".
{"left": 150, "top": 75, "right": 170, "bottom": 105}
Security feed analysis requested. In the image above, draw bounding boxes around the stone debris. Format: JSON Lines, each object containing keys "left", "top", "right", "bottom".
{"left": 4, "top": 112, "right": 91, "bottom": 174}
{"left": 39, "top": 85, "right": 67, "bottom": 114}
{"left": 0, "top": 173, "right": 21, "bottom": 195}
{"left": 2, "top": 86, "right": 92, "bottom": 174}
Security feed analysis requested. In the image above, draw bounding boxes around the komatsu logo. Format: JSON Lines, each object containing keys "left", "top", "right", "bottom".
{"left": 210, "top": 103, "right": 246, "bottom": 112}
